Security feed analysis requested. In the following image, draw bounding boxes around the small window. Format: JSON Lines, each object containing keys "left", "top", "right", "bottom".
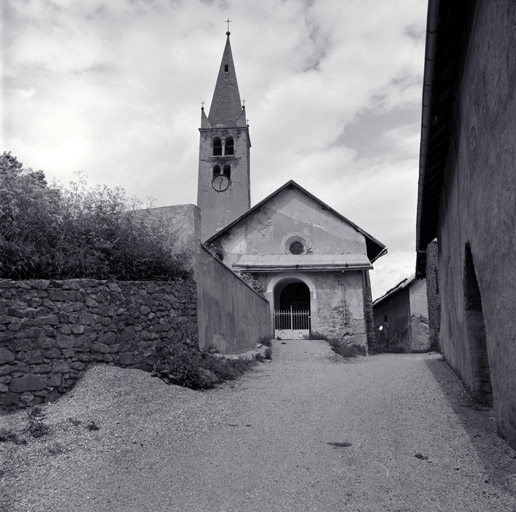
{"left": 223, "top": 165, "right": 231, "bottom": 179}
{"left": 290, "top": 241, "right": 304, "bottom": 255}
{"left": 224, "top": 64, "right": 228, "bottom": 72}
{"left": 213, "top": 165, "right": 221, "bottom": 178}
{"left": 213, "top": 137, "right": 222, "bottom": 156}
{"left": 225, "top": 137, "right": 234, "bottom": 155}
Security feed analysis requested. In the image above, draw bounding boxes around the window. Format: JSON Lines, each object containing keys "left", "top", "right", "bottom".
{"left": 224, "top": 64, "right": 228, "bottom": 72}
{"left": 213, "top": 165, "right": 221, "bottom": 178}
{"left": 289, "top": 241, "right": 304, "bottom": 255}
{"left": 213, "top": 137, "right": 222, "bottom": 156}
{"left": 225, "top": 137, "right": 234, "bottom": 155}
{"left": 223, "top": 165, "right": 231, "bottom": 179}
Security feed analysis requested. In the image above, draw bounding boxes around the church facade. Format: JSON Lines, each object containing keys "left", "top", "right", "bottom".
{"left": 197, "top": 32, "right": 386, "bottom": 351}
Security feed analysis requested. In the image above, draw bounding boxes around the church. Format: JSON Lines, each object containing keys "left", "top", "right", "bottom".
{"left": 195, "top": 31, "right": 386, "bottom": 350}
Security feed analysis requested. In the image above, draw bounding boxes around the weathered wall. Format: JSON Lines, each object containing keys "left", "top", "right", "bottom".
{"left": 373, "top": 288, "right": 411, "bottom": 352}
{"left": 437, "top": 1, "right": 516, "bottom": 448}
{"left": 408, "top": 279, "right": 430, "bottom": 352}
{"left": 197, "top": 125, "right": 251, "bottom": 240}
{"left": 143, "top": 204, "right": 201, "bottom": 270}
{"left": 425, "top": 240, "right": 440, "bottom": 350}
{"left": 0, "top": 279, "right": 197, "bottom": 409}
{"left": 212, "top": 187, "right": 367, "bottom": 268}
{"left": 196, "top": 246, "right": 272, "bottom": 353}
{"left": 260, "top": 271, "right": 368, "bottom": 348}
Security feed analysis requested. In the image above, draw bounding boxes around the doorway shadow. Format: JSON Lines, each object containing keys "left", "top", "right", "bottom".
{"left": 425, "top": 357, "right": 516, "bottom": 493}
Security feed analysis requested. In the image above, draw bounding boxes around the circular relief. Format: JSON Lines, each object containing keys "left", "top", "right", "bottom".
{"left": 289, "top": 241, "right": 304, "bottom": 255}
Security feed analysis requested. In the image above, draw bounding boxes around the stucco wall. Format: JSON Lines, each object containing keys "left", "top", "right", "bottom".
{"left": 408, "top": 279, "right": 430, "bottom": 352}
{"left": 258, "top": 271, "right": 367, "bottom": 348}
{"left": 213, "top": 187, "right": 367, "bottom": 268}
{"left": 425, "top": 240, "right": 440, "bottom": 350}
{"left": 196, "top": 246, "right": 272, "bottom": 353}
{"left": 143, "top": 204, "right": 201, "bottom": 270}
{"left": 437, "top": 1, "right": 516, "bottom": 448}
{"left": 373, "top": 288, "right": 411, "bottom": 352}
{"left": 0, "top": 279, "right": 197, "bottom": 410}
{"left": 197, "top": 126, "right": 251, "bottom": 240}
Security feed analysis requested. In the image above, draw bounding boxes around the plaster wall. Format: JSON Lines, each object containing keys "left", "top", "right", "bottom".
{"left": 425, "top": 241, "right": 441, "bottom": 350}
{"left": 436, "top": 0, "right": 516, "bottom": 448}
{"left": 260, "top": 271, "right": 367, "bottom": 348}
{"left": 408, "top": 279, "right": 430, "bottom": 353}
{"left": 212, "top": 187, "right": 367, "bottom": 267}
{"left": 198, "top": 126, "right": 250, "bottom": 240}
{"left": 373, "top": 288, "right": 411, "bottom": 352}
{"left": 196, "top": 246, "right": 272, "bottom": 354}
{"left": 142, "top": 204, "right": 201, "bottom": 271}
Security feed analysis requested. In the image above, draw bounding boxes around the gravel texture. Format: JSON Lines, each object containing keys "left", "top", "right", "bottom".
{"left": 1, "top": 339, "right": 516, "bottom": 511}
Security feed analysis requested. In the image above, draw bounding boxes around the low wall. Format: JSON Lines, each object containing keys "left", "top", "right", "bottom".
{"left": 0, "top": 278, "right": 197, "bottom": 409}
{"left": 196, "top": 246, "right": 273, "bottom": 353}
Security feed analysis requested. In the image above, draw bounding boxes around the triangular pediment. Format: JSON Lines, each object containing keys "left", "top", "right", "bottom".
{"left": 206, "top": 180, "right": 386, "bottom": 262}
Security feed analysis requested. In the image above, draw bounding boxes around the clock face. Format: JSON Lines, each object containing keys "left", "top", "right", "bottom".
{"left": 212, "top": 174, "right": 230, "bottom": 192}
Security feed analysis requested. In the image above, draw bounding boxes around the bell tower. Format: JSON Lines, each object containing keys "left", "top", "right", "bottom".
{"left": 197, "top": 30, "right": 251, "bottom": 241}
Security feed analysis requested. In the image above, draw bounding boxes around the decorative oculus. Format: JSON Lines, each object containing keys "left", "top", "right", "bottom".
{"left": 212, "top": 174, "right": 230, "bottom": 192}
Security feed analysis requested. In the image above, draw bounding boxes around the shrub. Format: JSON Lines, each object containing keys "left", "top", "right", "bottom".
{"left": 0, "top": 152, "right": 187, "bottom": 280}
{"left": 152, "top": 335, "right": 256, "bottom": 390}
{"left": 327, "top": 338, "right": 366, "bottom": 358}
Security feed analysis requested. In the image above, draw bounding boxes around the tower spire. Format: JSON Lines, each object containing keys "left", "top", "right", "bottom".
{"left": 208, "top": 30, "right": 243, "bottom": 126}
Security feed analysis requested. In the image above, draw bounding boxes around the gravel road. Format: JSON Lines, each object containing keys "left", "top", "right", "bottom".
{"left": 2, "top": 339, "right": 516, "bottom": 511}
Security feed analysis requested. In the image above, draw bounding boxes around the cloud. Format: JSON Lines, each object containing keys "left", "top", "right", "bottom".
{"left": 1, "top": 0, "right": 428, "bottom": 297}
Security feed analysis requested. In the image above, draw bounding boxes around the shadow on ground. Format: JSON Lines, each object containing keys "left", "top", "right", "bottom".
{"left": 425, "top": 357, "right": 516, "bottom": 493}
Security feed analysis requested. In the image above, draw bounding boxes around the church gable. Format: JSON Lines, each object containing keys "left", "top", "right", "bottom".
{"left": 206, "top": 181, "right": 384, "bottom": 266}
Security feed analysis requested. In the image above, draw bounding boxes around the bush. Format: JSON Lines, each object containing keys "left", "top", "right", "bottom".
{"left": 326, "top": 338, "right": 366, "bottom": 358}
{"left": 0, "top": 152, "right": 187, "bottom": 280}
{"left": 152, "top": 335, "right": 256, "bottom": 390}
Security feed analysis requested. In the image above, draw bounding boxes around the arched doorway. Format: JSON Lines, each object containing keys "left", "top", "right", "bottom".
{"left": 273, "top": 279, "right": 311, "bottom": 339}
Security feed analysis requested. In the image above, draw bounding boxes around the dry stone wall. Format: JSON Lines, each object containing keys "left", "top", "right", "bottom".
{"left": 0, "top": 278, "right": 197, "bottom": 410}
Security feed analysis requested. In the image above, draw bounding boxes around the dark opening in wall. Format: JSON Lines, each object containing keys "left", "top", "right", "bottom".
{"left": 225, "top": 137, "right": 234, "bottom": 155}
{"left": 464, "top": 243, "right": 492, "bottom": 406}
{"left": 223, "top": 165, "right": 230, "bottom": 179}
{"left": 213, "top": 165, "right": 221, "bottom": 178}
{"left": 224, "top": 64, "right": 228, "bottom": 72}
{"left": 213, "top": 137, "right": 222, "bottom": 156}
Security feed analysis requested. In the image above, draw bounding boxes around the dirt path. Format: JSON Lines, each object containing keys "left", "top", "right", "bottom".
{"left": 2, "top": 339, "right": 516, "bottom": 511}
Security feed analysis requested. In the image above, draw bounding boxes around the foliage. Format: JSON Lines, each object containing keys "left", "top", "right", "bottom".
{"left": 153, "top": 334, "right": 256, "bottom": 390}
{"left": 0, "top": 152, "right": 187, "bottom": 280}
{"left": 240, "top": 272, "right": 265, "bottom": 297}
{"left": 311, "top": 331, "right": 366, "bottom": 358}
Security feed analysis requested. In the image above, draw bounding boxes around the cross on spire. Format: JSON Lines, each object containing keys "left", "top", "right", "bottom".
{"left": 225, "top": 17, "right": 232, "bottom": 34}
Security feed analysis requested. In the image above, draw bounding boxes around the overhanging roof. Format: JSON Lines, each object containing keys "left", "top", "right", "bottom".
{"left": 415, "top": 0, "right": 476, "bottom": 277}
{"left": 206, "top": 180, "right": 387, "bottom": 263}
{"left": 233, "top": 254, "right": 372, "bottom": 272}
{"left": 373, "top": 275, "right": 417, "bottom": 307}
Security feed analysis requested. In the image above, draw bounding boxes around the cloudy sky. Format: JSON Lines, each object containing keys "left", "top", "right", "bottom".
{"left": 2, "top": 0, "right": 428, "bottom": 298}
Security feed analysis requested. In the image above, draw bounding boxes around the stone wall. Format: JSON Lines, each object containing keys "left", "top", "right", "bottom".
{"left": 0, "top": 278, "right": 197, "bottom": 410}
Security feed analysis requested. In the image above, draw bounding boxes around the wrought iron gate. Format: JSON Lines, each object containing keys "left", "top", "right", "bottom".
{"left": 274, "top": 306, "right": 310, "bottom": 339}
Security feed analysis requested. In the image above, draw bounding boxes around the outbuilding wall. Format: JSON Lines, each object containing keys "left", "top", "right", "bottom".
{"left": 436, "top": 1, "right": 516, "bottom": 447}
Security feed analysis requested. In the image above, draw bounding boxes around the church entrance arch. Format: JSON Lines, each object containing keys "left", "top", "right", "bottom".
{"left": 273, "top": 278, "right": 311, "bottom": 340}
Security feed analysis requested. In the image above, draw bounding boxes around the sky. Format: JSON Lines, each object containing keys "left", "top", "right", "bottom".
{"left": 1, "top": 0, "right": 429, "bottom": 299}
